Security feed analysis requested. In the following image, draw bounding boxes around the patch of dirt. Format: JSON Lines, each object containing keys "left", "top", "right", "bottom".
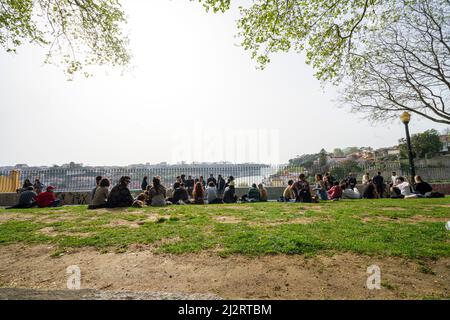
{"left": 0, "top": 244, "right": 448, "bottom": 299}
{"left": 104, "top": 214, "right": 167, "bottom": 228}
{"left": 379, "top": 207, "right": 407, "bottom": 211}
{"left": 0, "top": 213, "right": 36, "bottom": 223}
{"left": 212, "top": 216, "right": 243, "bottom": 224}
{"left": 298, "top": 206, "right": 325, "bottom": 212}
{"left": 37, "top": 227, "right": 93, "bottom": 238}
{"left": 360, "top": 215, "right": 449, "bottom": 224}
{"left": 259, "top": 217, "right": 326, "bottom": 226}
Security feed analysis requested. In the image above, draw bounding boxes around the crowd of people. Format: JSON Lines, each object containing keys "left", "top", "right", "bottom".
{"left": 6, "top": 171, "right": 443, "bottom": 210}
{"left": 86, "top": 174, "right": 273, "bottom": 208}
{"left": 7, "top": 178, "right": 61, "bottom": 209}
{"left": 279, "top": 171, "right": 442, "bottom": 203}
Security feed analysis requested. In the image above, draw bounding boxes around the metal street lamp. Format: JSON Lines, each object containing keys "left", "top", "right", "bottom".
{"left": 400, "top": 111, "right": 416, "bottom": 182}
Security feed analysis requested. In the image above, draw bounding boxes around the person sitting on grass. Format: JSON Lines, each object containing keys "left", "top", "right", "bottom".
{"left": 6, "top": 186, "right": 37, "bottom": 209}
{"left": 206, "top": 181, "right": 222, "bottom": 204}
{"left": 36, "top": 186, "right": 61, "bottom": 208}
{"left": 327, "top": 181, "right": 343, "bottom": 201}
{"left": 258, "top": 183, "right": 268, "bottom": 202}
{"left": 242, "top": 183, "right": 261, "bottom": 202}
{"left": 414, "top": 175, "right": 433, "bottom": 196}
{"left": 223, "top": 181, "right": 238, "bottom": 203}
{"left": 16, "top": 179, "right": 33, "bottom": 193}
{"left": 342, "top": 183, "right": 361, "bottom": 199}
{"left": 33, "top": 178, "right": 45, "bottom": 194}
{"left": 395, "top": 177, "right": 418, "bottom": 199}
{"left": 362, "top": 179, "right": 379, "bottom": 199}
{"left": 293, "top": 174, "right": 312, "bottom": 203}
{"left": 88, "top": 178, "right": 110, "bottom": 209}
{"left": 192, "top": 182, "right": 205, "bottom": 204}
{"left": 132, "top": 192, "right": 149, "bottom": 208}
{"left": 91, "top": 175, "right": 102, "bottom": 202}
{"left": 283, "top": 180, "right": 295, "bottom": 202}
{"left": 313, "top": 174, "right": 329, "bottom": 201}
{"left": 106, "top": 176, "right": 134, "bottom": 208}
{"left": 169, "top": 182, "right": 190, "bottom": 204}
{"left": 148, "top": 177, "right": 167, "bottom": 206}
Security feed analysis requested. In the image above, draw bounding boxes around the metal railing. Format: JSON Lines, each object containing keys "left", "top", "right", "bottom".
{"left": 1, "top": 163, "right": 449, "bottom": 192}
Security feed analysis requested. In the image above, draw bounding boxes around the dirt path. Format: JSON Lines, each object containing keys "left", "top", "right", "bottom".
{"left": 0, "top": 244, "right": 448, "bottom": 299}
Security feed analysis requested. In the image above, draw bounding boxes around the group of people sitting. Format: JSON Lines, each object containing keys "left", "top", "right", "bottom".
{"left": 88, "top": 174, "right": 248, "bottom": 209}
{"left": 7, "top": 180, "right": 61, "bottom": 209}
{"left": 6, "top": 171, "right": 443, "bottom": 210}
{"left": 281, "top": 171, "right": 442, "bottom": 202}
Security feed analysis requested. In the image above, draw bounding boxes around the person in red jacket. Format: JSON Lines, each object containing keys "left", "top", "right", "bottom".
{"left": 327, "top": 181, "right": 343, "bottom": 201}
{"left": 36, "top": 186, "right": 61, "bottom": 208}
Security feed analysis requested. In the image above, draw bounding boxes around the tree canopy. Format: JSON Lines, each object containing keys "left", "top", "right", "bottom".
{"left": 198, "top": 0, "right": 449, "bottom": 124}
{"left": 399, "top": 129, "right": 443, "bottom": 158}
{"left": 340, "top": 0, "right": 450, "bottom": 124}
{"left": 197, "top": 0, "right": 404, "bottom": 82}
{"left": 0, "top": 0, "right": 130, "bottom": 76}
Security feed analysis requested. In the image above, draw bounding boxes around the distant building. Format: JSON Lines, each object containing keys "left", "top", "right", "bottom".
{"left": 440, "top": 135, "right": 450, "bottom": 153}
{"left": 375, "top": 146, "right": 400, "bottom": 159}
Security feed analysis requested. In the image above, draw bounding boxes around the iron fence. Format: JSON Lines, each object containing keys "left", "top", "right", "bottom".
{"left": 1, "top": 163, "right": 449, "bottom": 192}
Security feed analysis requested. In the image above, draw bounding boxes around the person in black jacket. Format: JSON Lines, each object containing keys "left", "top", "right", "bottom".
{"left": 216, "top": 174, "right": 226, "bottom": 198}
{"left": 141, "top": 176, "right": 148, "bottom": 191}
{"left": 372, "top": 172, "right": 385, "bottom": 198}
{"left": 414, "top": 175, "right": 433, "bottom": 196}
{"left": 106, "top": 176, "right": 134, "bottom": 208}
{"left": 185, "top": 175, "right": 195, "bottom": 196}
{"left": 346, "top": 173, "right": 357, "bottom": 189}
{"left": 207, "top": 174, "right": 217, "bottom": 186}
{"left": 171, "top": 182, "right": 190, "bottom": 204}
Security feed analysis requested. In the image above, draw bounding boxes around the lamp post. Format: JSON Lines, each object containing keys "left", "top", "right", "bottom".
{"left": 400, "top": 112, "right": 416, "bottom": 182}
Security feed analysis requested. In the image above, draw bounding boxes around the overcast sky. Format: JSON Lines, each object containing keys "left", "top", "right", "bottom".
{"left": 0, "top": 0, "right": 448, "bottom": 166}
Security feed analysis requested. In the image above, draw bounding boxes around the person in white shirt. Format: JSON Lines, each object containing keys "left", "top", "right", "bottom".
{"left": 391, "top": 171, "right": 399, "bottom": 187}
{"left": 362, "top": 172, "right": 370, "bottom": 185}
{"left": 206, "top": 181, "right": 221, "bottom": 204}
{"left": 395, "top": 177, "right": 418, "bottom": 198}
{"left": 342, "top": 184, "right": 361, "bottom": 199}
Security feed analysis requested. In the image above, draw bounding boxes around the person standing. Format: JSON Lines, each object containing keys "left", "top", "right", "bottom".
{"left": 372, "top": 172, "right": 385, "bottom": 198}
{"left": 207, "top": 174, "right": 217, "bottom": 186}
{"left": 185, "top": 175, "right": 195, "bottom": 197}
{"left": 391, "top": 171, "right": 399, "bottom": 187}
{"left": 362, "top": 172, "right": 370, "bottom": 185}
{"left": 141, "top": 176, "right": 148, "bottom": 191}
{"left": 346, "top": 173, "right": 357, "bottom": 189}
{"left": 216, "top": 174, "right": 226, "bottom": 198}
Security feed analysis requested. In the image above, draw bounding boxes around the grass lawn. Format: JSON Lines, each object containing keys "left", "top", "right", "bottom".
{"left": 0, "top": 198, "right": 449, "bottom": 259}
